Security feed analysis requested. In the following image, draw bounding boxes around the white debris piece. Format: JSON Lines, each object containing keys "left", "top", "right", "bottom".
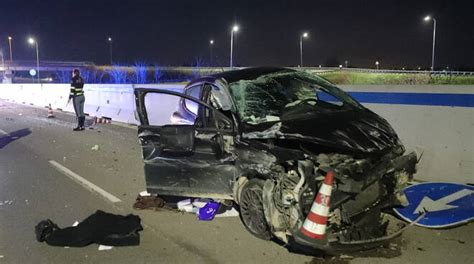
{"left": 192, "top": 198, "right": 212, "bottom": 209}
{"left": 72, "top": 221, "right": 79, "bottom": 227}
{"left": 177, "top": 199, "right": 198, "bottom": 213}
{"left": 91, "top": 145, "right": 100, "bottom": 151}
{"left": 63, "top": 157, "right": 67, "bottom": 162}
{"left": 215, "top": 208, "right": 240, "bottom": 218}
{"left": 98, "top": 245, "right": 113, "bottom": 251}
{"left": 139, "top": 191, "right": 151, "bottom": 197}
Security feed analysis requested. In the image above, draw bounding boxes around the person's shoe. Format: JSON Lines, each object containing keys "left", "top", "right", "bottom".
{"left": 73, "top": 126, "right": 85, "bottom": 131}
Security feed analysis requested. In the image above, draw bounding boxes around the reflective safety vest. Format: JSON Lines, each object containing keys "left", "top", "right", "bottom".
{"left": 70, "top": 75, "right": 85, "bottom": 97}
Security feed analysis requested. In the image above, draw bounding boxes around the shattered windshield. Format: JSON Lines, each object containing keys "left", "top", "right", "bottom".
{"left": 229, "top": 71, "right": 361, "bottom": 125}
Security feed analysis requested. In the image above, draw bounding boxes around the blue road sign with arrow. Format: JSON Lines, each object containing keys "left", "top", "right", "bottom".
{"left": 394, "top": 182, "right": 474, "bottom": 228}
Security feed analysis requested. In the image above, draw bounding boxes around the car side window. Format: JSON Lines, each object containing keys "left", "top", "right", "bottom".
{"left": 184, "top": 84, "right": 202, "bottom": 115}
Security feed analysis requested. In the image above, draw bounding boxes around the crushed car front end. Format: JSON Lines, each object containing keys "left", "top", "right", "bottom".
{"left": 225, "top": 69, "right": 418, "bottom": 253}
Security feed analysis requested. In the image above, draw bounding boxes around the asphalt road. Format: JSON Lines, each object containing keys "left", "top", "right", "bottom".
{"left": 0, "top": 99, "right": 472, "bottom": 264}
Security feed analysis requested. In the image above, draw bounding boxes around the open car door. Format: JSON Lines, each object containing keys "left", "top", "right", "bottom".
{"left": 134, "top": 88, "right": 237, "bottom": 199}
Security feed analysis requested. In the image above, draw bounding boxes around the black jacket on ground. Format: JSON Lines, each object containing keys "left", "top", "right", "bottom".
{"left": 35, "top": 210, "right": 143, "bottom": 247}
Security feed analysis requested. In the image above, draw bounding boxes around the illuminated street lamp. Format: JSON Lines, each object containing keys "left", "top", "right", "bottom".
{"left": 8, "top": 36, "right": 13, "bottom": 62}
{"left": 209, "top": 39, "right": 214, "bottom": 66}
{"left": 299, "top": 32, "right": 309, "bottom": 67}
{"left": 28, "top": 37, "right": 40, "bottom": 83}
{"left": 108, "top": 37, "right": 113, "bottom": 64}
{"left": 375, "top": 61, "right": 380, "bottom": 70}
{"left": 230, "top": 25, "right": 239, "bottom": 68}
{"left": 423, "top": 15, "right": 436, "bottom": 71}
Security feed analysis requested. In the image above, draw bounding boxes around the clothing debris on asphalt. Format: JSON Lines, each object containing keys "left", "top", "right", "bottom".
{"left": 197, "top": 201, "right": 220, "bottom": 221}
{"left": 91, "top": 145, "right": 100, "bottom": 151}
{"left": 133, "top": 194, "right": 165, "bottom": 210}
{"left": 35, "top": 210, "right": 143, "bottom": 247}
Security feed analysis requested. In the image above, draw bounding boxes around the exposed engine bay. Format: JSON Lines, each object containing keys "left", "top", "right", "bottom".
{"left": 234, "top": 138, "right": 417, "bottom": 253}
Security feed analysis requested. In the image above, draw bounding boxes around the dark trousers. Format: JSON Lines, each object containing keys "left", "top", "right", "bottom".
{"left": 73, "top": 95, "right": 85, "bottom": 117}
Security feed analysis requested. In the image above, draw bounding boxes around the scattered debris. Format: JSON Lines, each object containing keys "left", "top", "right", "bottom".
{"left": 214, "top": 207, "right": 239, "bottom": 218}
{"left": 417, "top": 247, "right": 425, "bottom": 251}
{"left": 133, "top": 194, "right": 165, "bottom": 210}
{"left": 63, "top": 157, "right": 67, "bottom": 163}
{"left": 444, "top": 238, "right": 466, "bottom": 244}
{"left": 139, "top": 191, "right": 151, "bottom": 197}
{"left": 339, "top": 254, "right": 354, "bottom": 260}
{"left": 91, "top": 145, "right": 100, "bottom": 151}
{"left": 197, "top": 202, "right": 220, "bottom": 221}
{"left": 98, "top": 245, "right": 114, "bottom": 251}
{"left": 177, "top": 199, "right": 197, "bottom": 213}
{"left": 1, "top": 200, "right": 13, "bottom": 205}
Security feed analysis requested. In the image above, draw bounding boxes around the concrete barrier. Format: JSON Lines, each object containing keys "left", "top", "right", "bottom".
{"left": 0, "top": 83, "right": 472, "bottom": 183}
{"left": 340, "top": 85, "right": 473, "bottom": 184}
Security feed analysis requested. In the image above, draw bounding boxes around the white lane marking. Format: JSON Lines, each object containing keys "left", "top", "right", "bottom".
{"left": 0, "top": 129, "right": 9, "bottom": 135}
{"left": 49, "top": 160, "right": 121, "bottom": 203}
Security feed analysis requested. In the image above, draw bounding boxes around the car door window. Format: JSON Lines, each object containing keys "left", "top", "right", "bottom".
{"left": 184, "top": 84, "right": 202, "bottom": 115}
{"left": 144, "top": 92, "right": 183, "bottom": 126}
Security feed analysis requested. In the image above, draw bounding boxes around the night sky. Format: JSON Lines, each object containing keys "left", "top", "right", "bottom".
{"left": 1, "top": 0, "right": 473, "bottom": 69}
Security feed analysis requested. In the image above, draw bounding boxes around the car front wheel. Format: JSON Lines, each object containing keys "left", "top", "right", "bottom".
{"left": 239, "top": 179, "right": 272, "bottom": 240}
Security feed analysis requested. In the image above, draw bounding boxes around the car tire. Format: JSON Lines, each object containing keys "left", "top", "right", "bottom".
{"left": 239, "top": 179, "right": 272, "bottom": 240}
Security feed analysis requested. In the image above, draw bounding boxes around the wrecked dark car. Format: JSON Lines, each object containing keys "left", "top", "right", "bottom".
{"left": 134, "top": 67, "right": 418, "bottom": 254}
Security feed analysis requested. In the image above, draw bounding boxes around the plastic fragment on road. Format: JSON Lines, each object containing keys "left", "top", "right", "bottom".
{"left": 91, "top": 145, "right": 100, "bottom": 151}
{"left": 98, "top": 245, "right": 114, "bottom": 251}
{"left": 139, "top": 191, "right": 151, "bottom": 197}
{"left": 197, "top": 202, "right": 220, "bottom": 221}
{"left": 215, "top": 207, "right": 239, "bottom": 218}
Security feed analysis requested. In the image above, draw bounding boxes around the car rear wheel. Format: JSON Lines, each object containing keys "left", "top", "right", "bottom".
{"left": 239, "top": 179, "right": 272, "bottom": 240}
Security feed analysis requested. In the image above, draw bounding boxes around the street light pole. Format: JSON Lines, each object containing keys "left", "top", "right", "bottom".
{"left": 424, "top": 16, "right": 436, "bottom": 71}
{"left": 299, "top": 32, "right": 308, "bottom": 67}
{"left": 8, "top": 36, "right": 13, "bottom": 62}
{"left": 28, "top": 37, "right": 40, "bottom": 83}
{"left": 375, "top": 61, "right": 380, "bottom": 70}
{"left": 209, "top": 40, "right": 214, "bottom": 66}
{"left": 0, "top": 52, "right": 4, "bottom": 69}
{"left": 108, "top": 37, "right": 113, "bottom": 65}
{"left": 230, "top": 25, "right": 239, "bottom": 68}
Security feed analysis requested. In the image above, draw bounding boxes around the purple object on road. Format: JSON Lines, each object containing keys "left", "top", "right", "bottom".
{"left": 197, "top": 202, "right": 220, "bottom": 221}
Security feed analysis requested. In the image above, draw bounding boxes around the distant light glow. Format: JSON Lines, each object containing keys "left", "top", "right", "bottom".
{"left": 375, "top": 61, "right": 380, "bottom": 65}
{"left": 232, "top": 25, "right": 239, "bottom": 32}
{"left": 8, "top": 36, "right": 12, "bottom": 40}
{"left": 302, "top": 32, "right": 308, "bottom": 38}
{"left": 108, "top": 37, "right": 112, "bottom": 42}
{"left": 210, "top": 40, "right": 214, "bottom": 44}
{"left": 424, "top": 16, "right": 431, "bottom": 21}
{"left": 28, "top": 37, "right": 35, "bottom": 44}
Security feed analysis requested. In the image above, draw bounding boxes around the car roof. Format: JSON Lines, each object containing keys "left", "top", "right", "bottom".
{"left": 186, "top": 67, "right": 295, "bottom": 88}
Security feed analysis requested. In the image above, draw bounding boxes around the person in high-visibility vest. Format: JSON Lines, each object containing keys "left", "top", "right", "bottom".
{"left": 69, "top": 69, "right": 85, "bottom": 131}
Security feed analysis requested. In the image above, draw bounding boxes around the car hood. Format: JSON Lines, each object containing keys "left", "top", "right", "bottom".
{"left": 242, "top": 109, "right": 400, "bottom": 155}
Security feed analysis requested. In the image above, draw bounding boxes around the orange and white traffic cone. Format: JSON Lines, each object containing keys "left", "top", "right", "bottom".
{"left": 299, "top": 170, "right": 334, "bottom": 240}
{"left": 47, "top": 104, "right": 55, "bottom": 118}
